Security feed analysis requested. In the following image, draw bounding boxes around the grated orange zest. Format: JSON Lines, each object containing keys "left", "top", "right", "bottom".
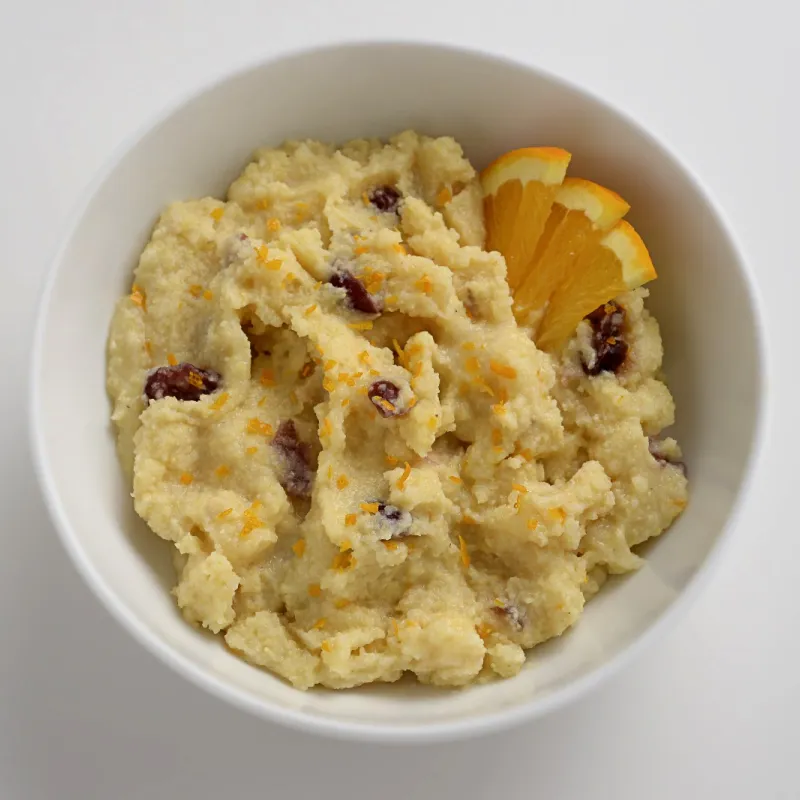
{"left": 246, "top": 418, "right": 273, "bottom": 436}
{"left": 396, "top": 462, "right": 412, "bottom": 491}
{"left": 374, "top": 397, "right": 396, "bottom": 414}
{"left": 332, "top": 551, "right": 355, "bottom": 571}
{"left": 211, "top": 392, "right": 230, "bottom": 411}
{"left": 260, "top": 369, "right": 275, "bottom": 387}
{"left": 458, "top": 535, "right": 470, "bottom": 569}
{"left": 476, "top": 622, "right": 493, "bottom": 640}
{"left": 130, "top": 284, "right": 146, "bottom": 309}
{"left": 415, "top": 275, "right": 433, "bottom": 295}
{"left": 489, "top": 360, "right": 517, "bottom": 379}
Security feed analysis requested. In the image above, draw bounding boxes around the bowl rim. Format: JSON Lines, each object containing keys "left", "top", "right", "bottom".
{"left": 29, "top": 38, "right": 768, "bottom": 743}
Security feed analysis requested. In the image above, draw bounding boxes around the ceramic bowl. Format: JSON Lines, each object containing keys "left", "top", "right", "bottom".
{"left": 30, "top": 41, "right": 765, "bottom": 742}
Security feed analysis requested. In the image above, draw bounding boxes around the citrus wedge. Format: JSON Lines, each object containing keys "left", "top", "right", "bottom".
{"left": 513, "top": 177, "right": 630, "bottom": 320}
{"left": 482, "top": 147, "right": 571, "bottom": 289}
{"left": 535, "top": 219, "right": 657, "bottom": 352}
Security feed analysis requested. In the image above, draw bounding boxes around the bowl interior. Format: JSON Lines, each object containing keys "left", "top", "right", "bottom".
{"left": 31, "top": 42, "right": 762, "bottom": 739}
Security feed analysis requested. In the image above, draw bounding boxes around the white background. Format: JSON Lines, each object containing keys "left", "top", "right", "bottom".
{"left": 1, "top": 1, "right": 797, "bottom": 797}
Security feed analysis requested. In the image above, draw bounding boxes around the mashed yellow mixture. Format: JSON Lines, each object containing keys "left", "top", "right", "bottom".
{"left": 107, "top": 131, "right": 688, "bottom": 689}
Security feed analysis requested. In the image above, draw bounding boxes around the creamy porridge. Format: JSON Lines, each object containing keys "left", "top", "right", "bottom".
{"left": 107, "top": 131, "right": 687, "bottom": 689}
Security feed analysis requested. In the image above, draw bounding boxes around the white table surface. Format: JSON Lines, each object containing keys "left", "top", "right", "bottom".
{"left": 1, "top": 0, "right": 797, "bottom": 797}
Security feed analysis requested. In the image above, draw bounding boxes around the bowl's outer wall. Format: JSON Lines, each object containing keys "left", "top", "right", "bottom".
{"left": 31, "top": 43, "right": 762, "bottom": 739}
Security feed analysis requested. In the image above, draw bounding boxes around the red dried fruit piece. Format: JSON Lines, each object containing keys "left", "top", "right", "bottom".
{"left": 375, "top": 501, "right": 413, "bottom": 539}
{"left": 648, "top": 437, "right": 687, "bottom": 476}
{"left": 491, "top": 601, "right": 525, "bottom": 631}
{"left": 368, "top": 380, "right": 405, "bottom": 418}
{"left": 368, "top": 185, "right": 402, "bottom": 214}
{"left": 272, "top": 420, "right": 314, "bottom": 498}
{"left": 582, "top": 300, "right": 628, "bottom": 376}
{"left": 329, "top": 267, "right": 381, "bottom": 315}
{"left": 144, "top": 363, "right": 221, "bottom": 403}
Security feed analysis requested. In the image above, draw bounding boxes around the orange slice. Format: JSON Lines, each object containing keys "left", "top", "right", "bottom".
{"left": 482, "top": 147, "right": 571, "bottom": 289}
{"left": 535, "top": 219, "right": 657, "bottom": 352}
{"left": 514, "top": 178, "right": 630, "bottom": 320}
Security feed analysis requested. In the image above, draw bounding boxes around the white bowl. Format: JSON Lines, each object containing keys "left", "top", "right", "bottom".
{"left": 30, "top": 42, "right": 765, "bottom": 742}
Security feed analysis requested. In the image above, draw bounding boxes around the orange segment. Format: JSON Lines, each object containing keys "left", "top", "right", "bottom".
{"left": 535, "top": 220, "right": 657, "bottom": 352}
{"left": 482, "top": 147, "right": 571, "bottom": 289}
{"left": 514, "top": 178, "right": 630, "bottom": 319}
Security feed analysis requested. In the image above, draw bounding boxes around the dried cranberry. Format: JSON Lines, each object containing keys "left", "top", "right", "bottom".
{"left": 491, "top": 602, "right": 525, "bottom": 631}
{"left": 648, "top": 438, "right": 687, "bottom": 476}
{"left": 376, "top": 502, "right": 413, "bottom": 538}
{"left": 272, "top": 420, "right": 314, "bottom": 498}
{"left": 144, "top": 363, "right": 221, "bottom": 403}
{"left": 241, "top": 321, "right": 259, "bottom": 360}
{"left": 329, "top": 268, "right": 381, "bottom": 315}
{"left": 368, "top": 185, "right": 402, "bottom": 214}
{"left": 582, "top": 301, "right": 629, "bottom": 376}
{"left": 368, "top": 380, "right": 406, "bottom": 417}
